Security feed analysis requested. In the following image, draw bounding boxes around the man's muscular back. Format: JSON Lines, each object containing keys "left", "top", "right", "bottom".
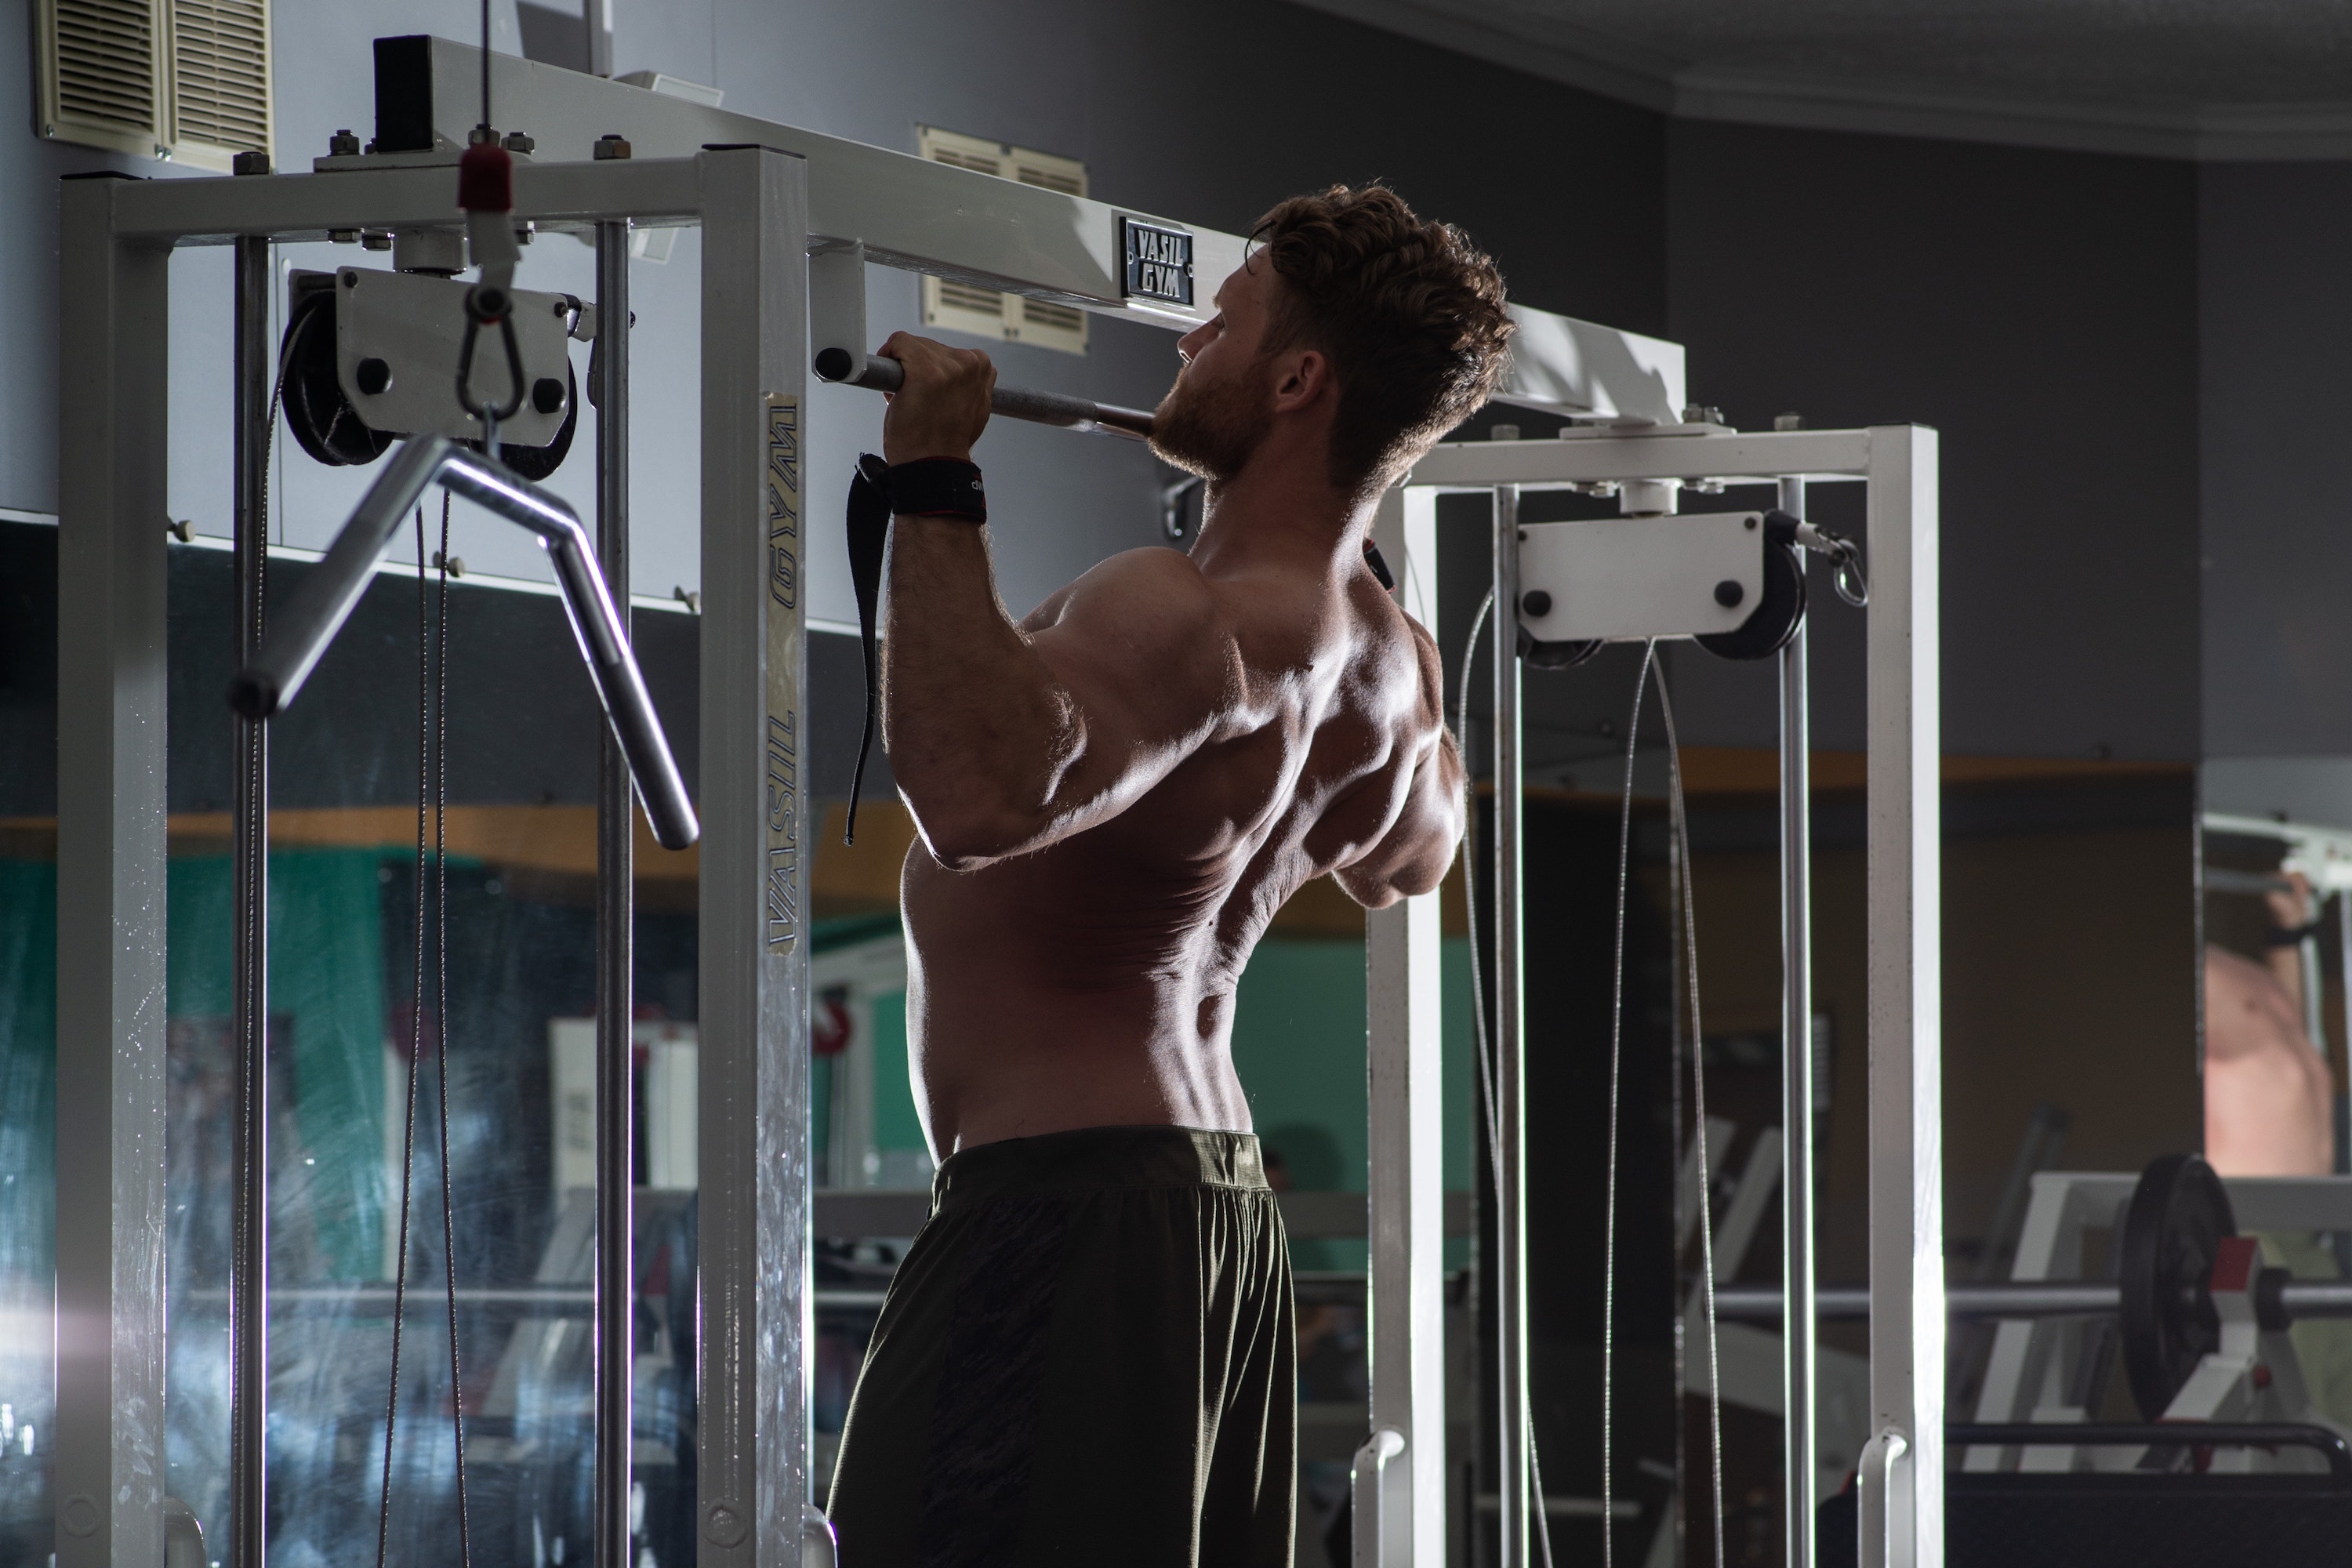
{"left": 900, "top": 536, "right": 1457, "bottom": 1154}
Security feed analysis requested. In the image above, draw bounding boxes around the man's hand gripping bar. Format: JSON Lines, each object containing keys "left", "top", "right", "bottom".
{"left": 815, "top": 348, "right": 1156, "bottom": 441}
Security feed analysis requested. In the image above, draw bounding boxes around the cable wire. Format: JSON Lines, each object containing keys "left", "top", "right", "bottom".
{"left": 1657, "top": 673, "right": 1726, "bottom": 1568}
{"left": 1452, "top": 586, "right": 1556, "bottom": 1568}
{"left": 1599, "top": 642, "right": 1657, "bottom": 1568}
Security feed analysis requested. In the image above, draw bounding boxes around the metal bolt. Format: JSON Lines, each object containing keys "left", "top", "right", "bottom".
{"left": 1520, "top": 590, "right": 1552, "bottom": 618}
{"left": 593, "top": 133, "right": 633, "bottom": 160}
{"left": 328, "top": 229, "right": 360, "bottom": 245}
{"left": 673, "top": 586, "right": 702, "bottom": 615}
{"left": 434, "top": 551, "right": 466, "bottom": 578}
{"left": 1714, "top": 580, "right": 1744, "bottom": 608}
{"left": 166, "top": 519, "right": 193, "bottom": 543}
{"left": 231, "top": 150, "right": 270, "bottom": 176}
{"left": 1774, "top": 412, "right": 1804, "bottom": 431}
{"left": 1490, "top": 423, "right": 1520, "bottom": 442}
{"left": 328, "top": 129, "right": 360, "bottom": 157}
{"left": 354, "top": 358, "right": 393, "bottom": 396}
{"left": 340, "top": 270, "right": 360, "bottom": 287}
{"left": 502, "top": 130, "right": 535, "bottom": 154}
{"left": 1744, "top": 515, "right": 1759, "bottom": 530}
{"left": 531, "top": 376, "right": 566, "bottom": 414}
{"left": 360, "top": 230, "right": 393, "bottom": 251}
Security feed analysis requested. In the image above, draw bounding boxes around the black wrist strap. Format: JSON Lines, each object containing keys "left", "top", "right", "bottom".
{"left": 2268, "top": 918, "right": 2324, "bottom": 948}
{"left": 887, "top": 457, "right": 987, "bottom": 521}
{"left": 843, "top": 454, "right": 991, "bottom": 845}
{"left": 844, "top": 454, "right": 892, "bottom": 845}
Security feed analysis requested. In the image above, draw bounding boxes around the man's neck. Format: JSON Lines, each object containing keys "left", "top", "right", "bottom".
{"left": 1187, "top": 445, "right": 1371, "bottom": 577}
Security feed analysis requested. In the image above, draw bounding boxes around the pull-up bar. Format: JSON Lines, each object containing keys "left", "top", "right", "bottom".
{"left": 227, "top": 434, "right": 700, "bottom": 851}
{"left": 814, "top": 347, "right": 1158, "bottom": 441}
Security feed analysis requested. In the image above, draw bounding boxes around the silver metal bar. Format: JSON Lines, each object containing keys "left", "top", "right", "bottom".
{"left": 229, "top": 228, "right": 272, "bottom": 1568}
{"left": 1720, "top": 1279, "right": 2352, "bottom": 1322}
{"left": 1407, "top": 427, "right": 1876, "bottom": 491}
{"left": 55, "top": 171, "right": 172, "bottom": 1568}
{"left": 1350, "top": 1428, "right": 1406, "bottom": 1568}
{"left": 1863, "top": 426, "right": 1942, "bottom": 1568}
{"left": 228, "top": 435, "right": 698, "bottom": 851}
{"left": 1363, "top": 484, "right": 1445, "bottom": 1566}
{"left": 1779, "top": 474, "right": 1815, "bottom": 1568}
{"left": 593, "top": 217, "right": 633, "bottom": 1568}
{"left": 693, "top": 145, "right": 812, "bottom": 1566}
{"left": 812, "top": 349, "right": 1155, "bottom": 441}
{"left": 1493, "top": 483, "right": 1530, "bottom": 1568}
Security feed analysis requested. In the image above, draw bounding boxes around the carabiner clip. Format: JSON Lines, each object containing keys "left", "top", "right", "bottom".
{"left": 456, "top": 282, "right": 528, "bottom": 426}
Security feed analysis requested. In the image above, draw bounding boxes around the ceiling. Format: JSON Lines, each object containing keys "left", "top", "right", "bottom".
{"left": 1294, "top": 0, "right": 2352, "bottom": 159}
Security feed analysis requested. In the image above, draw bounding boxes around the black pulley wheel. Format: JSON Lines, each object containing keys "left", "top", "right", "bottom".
{"left": 1696, "top": 540, "right": 1806, "bottom": 661}
{"left": 281, "top": 288, "right": 394, "bottom": 468}
{"left": 2119, "top": 1152, "right": 2235, "bottom": 1418}
{"left": 1519, "top": 624, "right": 1604, "bottom": 670}
{"left": 467, "top": 361, "right": 579, "bottom": 482}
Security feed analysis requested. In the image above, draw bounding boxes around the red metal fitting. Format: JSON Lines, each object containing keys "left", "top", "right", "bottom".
{"left": 458, "top": 140, "right": 513, "bottom": 214}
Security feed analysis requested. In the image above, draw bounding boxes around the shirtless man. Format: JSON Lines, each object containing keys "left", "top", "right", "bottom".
{"left": 826, "top": 185, "right": 1512, "bottom": 1566}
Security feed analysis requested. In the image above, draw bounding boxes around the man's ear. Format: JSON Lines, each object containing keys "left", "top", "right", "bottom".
{"left": 1270, "top": 347, "right": 1332, "bottom": 413}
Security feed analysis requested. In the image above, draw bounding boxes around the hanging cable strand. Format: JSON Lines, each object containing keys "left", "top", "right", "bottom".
{"left": 1599, "top": 641, "right": 1657, "bottom": 1568}
{"left": 376, "top": 508, "right": 434, "bottom": 1568}
{"left": 434, "top": 491, "right": 476, "bottom": 1568}
{"left": 1454, "top": 587, "right": 1558, "bottom": 1568}
{"left": 1657, "top": 672, "right": 1728, "bottom": 1568}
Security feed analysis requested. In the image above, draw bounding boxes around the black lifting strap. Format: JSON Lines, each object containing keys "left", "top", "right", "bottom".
{"left": 844, "top": 453, "right": 893, "bottom": 845}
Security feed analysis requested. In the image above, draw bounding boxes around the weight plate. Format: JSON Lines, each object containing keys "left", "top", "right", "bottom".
{"left": 2119, "top": 1152, "right": 2235, "bottom": 1419}
{"left": 1695, "top": 539, "right": 1806, "bottom": 662}
{"left": 282, "top": 289, "right": 394, "bottom": 468}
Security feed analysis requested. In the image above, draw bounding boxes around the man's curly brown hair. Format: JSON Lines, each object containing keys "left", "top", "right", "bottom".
{"left": 1250, "top": 184, "right": 1513, "bottom": 500}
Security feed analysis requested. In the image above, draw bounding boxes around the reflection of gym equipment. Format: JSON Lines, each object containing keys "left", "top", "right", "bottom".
{"left": 58, "top": 35, "right": 1686, "bottom": 1568}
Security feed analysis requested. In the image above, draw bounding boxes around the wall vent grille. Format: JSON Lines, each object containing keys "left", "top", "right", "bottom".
{"left": 916, "top": 125, "right": 1090, "bottom": 357}
{"left": 38, "top": 0, "right": 270, "bottom": 171}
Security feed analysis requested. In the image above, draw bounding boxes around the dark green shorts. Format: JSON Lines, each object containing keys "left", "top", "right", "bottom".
{"left": 826, "top": 1125, "right": 1297, "bottom": 1567}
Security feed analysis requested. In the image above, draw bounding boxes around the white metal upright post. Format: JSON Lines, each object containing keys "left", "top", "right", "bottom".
{"left": 1493, "top": 484, "right": 1531, "bottom": 1568}
{"left": 693, "top": 145, "right": 817, "bottom": 1564}
{"left": 1777, "top": 475, "right": 1816, "bottom": 1568}
{"left": 1364, "top": 485, "right": 1446, "bottom": 1566}
{"left": 54, "top": 171, "right": 172, "bottom": 1568}
{"left": 1860, "top": 426, "right": 1942, "bottom": 1568}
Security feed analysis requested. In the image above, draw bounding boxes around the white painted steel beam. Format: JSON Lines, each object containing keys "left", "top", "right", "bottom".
{"left": 693, "top": 147, "right": 816, "bottom": 1566}
{"left": 1863, "top": 425, "right": 1942, "bottom": 1568}
{"left": 1365, "top": 485, "right": 1446, "bottom": 1566}
{"left": 54, "top": 171, "right": 173, "bottom": 1568}
{"left": 1405, "top": 427, "right": 1874, "bottom": 490}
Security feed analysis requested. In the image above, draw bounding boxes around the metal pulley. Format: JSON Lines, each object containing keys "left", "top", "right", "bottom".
{"left": 278, "top": 268, "right": 582, "bottom": 481}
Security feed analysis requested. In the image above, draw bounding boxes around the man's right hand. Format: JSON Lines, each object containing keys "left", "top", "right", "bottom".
{"left": 878, "top": 332, "right": 996, "bottom": 465}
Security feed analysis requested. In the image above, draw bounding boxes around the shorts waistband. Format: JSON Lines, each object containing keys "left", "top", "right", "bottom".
{"left": 931, "top": 1125, "right": 1268, "bottom": 1210}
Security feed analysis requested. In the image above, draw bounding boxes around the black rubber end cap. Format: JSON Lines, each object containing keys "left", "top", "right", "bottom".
{"left": 813, "top": 347, "right": 854, "bottom": 383}
{"left": 227, "top": 670, "right": 279, "bottom": 720}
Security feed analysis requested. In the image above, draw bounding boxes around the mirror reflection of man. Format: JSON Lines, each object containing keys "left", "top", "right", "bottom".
{"left": 825, "top": 186, "right": 1511, "bottom": 1566}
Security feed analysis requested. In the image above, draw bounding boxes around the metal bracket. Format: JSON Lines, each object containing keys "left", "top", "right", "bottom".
{"left": 1515, "top": 510, "right": 1766, "bottom": 644}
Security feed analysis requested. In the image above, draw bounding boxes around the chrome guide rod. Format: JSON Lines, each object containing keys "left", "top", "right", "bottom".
{"left": 812, "top": 348, "right": 1156, "bottom": 441}
{"left": 593, "top": 219, "right": 633, "bottom": 1568}
{"left": 229, "top": 230, "right": 272, "bottom": 1568}
{"left": 1493, "top": 483, "right": 1531, "bottom": 1568}
{"left": 1778, "top": 473, "right": 1815, "bottom": 1568}
{"left": 227, "top": 436, "right": 698, "bottom": 851}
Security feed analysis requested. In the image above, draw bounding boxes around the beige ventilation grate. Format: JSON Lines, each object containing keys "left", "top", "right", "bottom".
{"left": 171, "top": 0, "right": 270, "bottom": 163}
{"left": 38, "top": 0, "right": 269, "bottom": 171}
{"left": 916, "top": 125, "right": 1090, "bottom": 357}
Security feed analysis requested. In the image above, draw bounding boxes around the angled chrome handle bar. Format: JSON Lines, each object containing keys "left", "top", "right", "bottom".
{"left": 814, "top": 347, "right": 1157, "bottom": 441}
{"left": 228, "top": 435, "right": 700, "bottom": 851}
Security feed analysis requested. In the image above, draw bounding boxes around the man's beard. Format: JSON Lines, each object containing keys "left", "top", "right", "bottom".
{"left": 1149, "top": 355, "right": 1272, "bottom": 485}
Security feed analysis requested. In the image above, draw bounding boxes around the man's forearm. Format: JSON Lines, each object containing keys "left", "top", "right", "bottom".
{"left": 882, "top": 516, "right": 1074, "bottom": 858}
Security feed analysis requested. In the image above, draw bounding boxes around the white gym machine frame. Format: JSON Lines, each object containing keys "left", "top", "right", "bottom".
{"left": 50, "top": 37, "right": 1701, "bottom": 1568}
{"left": 1382, "top": 422, "right": 1942, "bottom": 1568}
{"left": 50, "top": 34, "right": 1929, "bottom": 1568}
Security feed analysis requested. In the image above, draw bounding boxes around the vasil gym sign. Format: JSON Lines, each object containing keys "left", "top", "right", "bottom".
{"left": 1121, "top": 218, "right": 1193, "bottom": 307}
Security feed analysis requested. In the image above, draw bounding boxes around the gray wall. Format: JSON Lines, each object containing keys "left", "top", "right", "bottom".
{"left": 2199, "top": 162, "right": 2352, "bottom": 760}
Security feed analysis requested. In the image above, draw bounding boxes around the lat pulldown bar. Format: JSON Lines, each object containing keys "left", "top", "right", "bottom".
{"left": 227, "top": 434, "right": 699, "bottom": 851}
{"left": 814, "top": 347, "right": 1158, "bottom": 441}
